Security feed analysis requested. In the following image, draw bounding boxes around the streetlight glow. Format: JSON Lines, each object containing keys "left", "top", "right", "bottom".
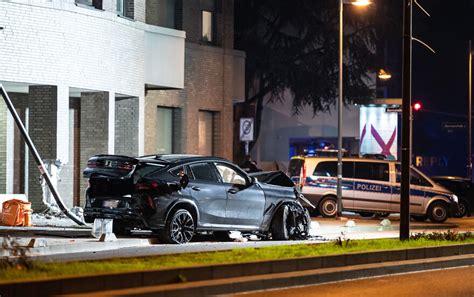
{"left": 378, "top": 69, "right": 392, "bottom": 80}
{"left": 351, "top": 0, "right": 371, "bottom": 6}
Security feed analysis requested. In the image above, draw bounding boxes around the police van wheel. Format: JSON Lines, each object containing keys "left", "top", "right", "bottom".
{"left": 319, "top": 197, "right": 337, "bottom": 218}
{"left": 428, "top": 201, "right": 449, "bottom": 223}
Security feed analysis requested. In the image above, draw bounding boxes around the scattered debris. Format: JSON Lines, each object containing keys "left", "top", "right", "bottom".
{"left": 248, "top": 234, "right": 260, "bottom": 241}
{"left": 308, "top": 221, "right": 320, "bottom": 237}
{"left": 27, "top": 238, "right": 48, "bottom": 248}
{"left": 0, "top": 236, "right": 32, "bottom": 269}
{"left": 380, "top": 219, "right": 391, "bottom": 227}
{"left": 345, "top": 220, "right": 356, "bottom": 228}
{"left": 32, "top": 206, "right": 86, "bottom": 228}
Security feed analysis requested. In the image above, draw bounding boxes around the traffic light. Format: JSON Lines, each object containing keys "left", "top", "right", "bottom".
{"left": 413, "top": 102, "right": 422, "bottom": 111}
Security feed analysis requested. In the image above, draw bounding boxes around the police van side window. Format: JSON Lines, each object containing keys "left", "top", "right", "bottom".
{"left": 313, "top": 162, "right": 336, "bottom": 177}
{"left": 354, "top": 162, "right": 389, "bottom": 181}
{"left": 313, "top": 161, "right": 354, "bottom": 178}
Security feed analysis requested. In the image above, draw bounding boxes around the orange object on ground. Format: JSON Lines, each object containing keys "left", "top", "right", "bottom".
{"left": 0, "top": 199, "right": 32, "bottom": 227}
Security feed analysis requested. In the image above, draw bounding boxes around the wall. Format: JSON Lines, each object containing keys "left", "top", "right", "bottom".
{"left": 253, "top": 96, "right": 360, "bottom": 171}
{"left": 143, "top": 0, "right": 239, "bottom": 160}
{"left": 115, "top": 97, "right": 139, "bottom": 156}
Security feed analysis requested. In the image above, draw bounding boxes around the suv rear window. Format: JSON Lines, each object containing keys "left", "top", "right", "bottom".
{"left": 354, "top": 162, "right": 389, "bottom": 181}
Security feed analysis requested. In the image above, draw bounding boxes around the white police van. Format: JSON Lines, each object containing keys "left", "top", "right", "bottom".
{"left": 288, "top": 156, "right": 459, "bottom": 223}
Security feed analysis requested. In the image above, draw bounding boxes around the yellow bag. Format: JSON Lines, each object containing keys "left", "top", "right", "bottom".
{"left": 0, "top": 199, "right": 32, "bottom": 227}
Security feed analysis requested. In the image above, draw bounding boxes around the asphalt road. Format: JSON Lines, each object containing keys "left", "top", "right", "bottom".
{"left": 231, "top": 266, "right": 474, "bottom": 297}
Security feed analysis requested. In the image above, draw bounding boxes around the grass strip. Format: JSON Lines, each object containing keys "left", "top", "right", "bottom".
{"left": 2, "top": 237, "right": 474, "bottom": 283}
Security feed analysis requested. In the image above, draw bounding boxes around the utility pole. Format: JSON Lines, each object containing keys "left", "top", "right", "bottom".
{"left": 468, "top": 40, "right": 472, "bottom": 181}
{"left": 400, "top": 0, "right": 412, "bottom": 240}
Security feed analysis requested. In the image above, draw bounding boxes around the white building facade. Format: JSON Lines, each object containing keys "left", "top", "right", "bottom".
{"left": 0, "top": 0, "right": 185, "bottom": 208}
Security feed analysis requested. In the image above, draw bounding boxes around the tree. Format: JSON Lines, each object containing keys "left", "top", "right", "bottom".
{"left": 234, "top": 0, "right": 384, "bottom": 158}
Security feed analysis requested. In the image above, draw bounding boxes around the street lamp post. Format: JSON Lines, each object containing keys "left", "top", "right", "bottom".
{"left": 468, "top": 40, "right": 472, "bottom": 181}
{"left": 400, "top": 0, "right": 413, "bottom": 240}
{"left": 337, "top": 0, "right": 371, "bottom": 217}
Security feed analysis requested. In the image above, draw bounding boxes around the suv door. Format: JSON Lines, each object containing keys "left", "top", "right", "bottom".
{"left": 391, "top": 165, "right": 428, "bottom": 214}
{"left": 352, "top": 162, "right": 391, "bottom": 212}
{"left": 214, "top": 162, "right": 265, "bottom": 228}
{"left": 188, "top": 162, "right": 227, "bottom": 226}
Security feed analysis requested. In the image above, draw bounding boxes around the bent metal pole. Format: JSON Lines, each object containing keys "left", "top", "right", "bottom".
{"left": 0, "top": 84, "right": 85, "bottom": 226}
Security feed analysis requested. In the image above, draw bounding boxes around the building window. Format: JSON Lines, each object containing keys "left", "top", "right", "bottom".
{"left": 198, "top": 111, "right": 214, "bottom": 155}
{"left": 201, "top": 11, "right": 213, "bottom": 42}
{"left": 117, "top": 0, "right": 124, "bottom": 15}
{"left": 75, "top": 0, "right": 102, "bottom": 9}
{"left": 156, "top": 107, "right": 181, "bottom": 154}
{"left": 155, "top": 0, "right": 176, "bottom": 29}
{"left": 117, "top": 0, "right": 134, "bottom": 18}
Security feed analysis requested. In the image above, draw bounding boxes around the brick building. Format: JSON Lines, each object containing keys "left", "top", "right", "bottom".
{"left": 144, "top": 0, "right": 245, "bottom": 159}
{"left": 0, "top": 0, "right": 244, "bottom": 210}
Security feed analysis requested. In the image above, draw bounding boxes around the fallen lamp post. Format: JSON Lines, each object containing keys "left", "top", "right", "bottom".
{"left": 0, "top": 84, "right": 85, "bottom": 226}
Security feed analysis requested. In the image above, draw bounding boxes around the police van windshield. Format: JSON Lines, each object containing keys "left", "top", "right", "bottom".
{"left": 395, "top": 165, "right": 432, "bottom": 187}
{"left": 288, "top": 158, "right": 304, "bottom": 177}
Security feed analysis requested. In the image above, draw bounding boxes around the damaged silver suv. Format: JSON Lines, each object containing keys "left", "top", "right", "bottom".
{"left": 83, "top": 154, "right": 310, "bottom": 244}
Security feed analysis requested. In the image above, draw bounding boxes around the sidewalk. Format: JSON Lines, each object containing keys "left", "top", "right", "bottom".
{"left": 0, "top": 213, "right": 461, "bottom": 260}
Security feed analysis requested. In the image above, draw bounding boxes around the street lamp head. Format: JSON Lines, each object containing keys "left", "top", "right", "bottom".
{"left": 378, "top": 69, "right": 392, "bottom": 80}
{"left": 350, "top": 0, "right": 371, "bottom": 6}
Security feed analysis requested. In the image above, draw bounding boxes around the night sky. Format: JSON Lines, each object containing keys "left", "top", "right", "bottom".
{"left": 234, "top": 0, "right": 474, "bottom": 176}
{"left": 409, "top": 0, "right": 474, "bottom": 176}
{"left": 372, "top": 0, "right": 474, "bottom": 176}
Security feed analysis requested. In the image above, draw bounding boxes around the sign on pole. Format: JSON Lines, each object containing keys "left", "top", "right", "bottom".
{"left": 239, "top": 118, "right": 254, "bottom": 142}
{"left": 385, "top": 107, "right": 402, "bottom": 113}
{"left": 441, "top": 122, "right": 466, "bottom": 130}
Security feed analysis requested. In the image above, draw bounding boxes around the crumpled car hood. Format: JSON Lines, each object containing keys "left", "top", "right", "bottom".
{"left": 249, "top": 171, "right": 295, "bottom": 187}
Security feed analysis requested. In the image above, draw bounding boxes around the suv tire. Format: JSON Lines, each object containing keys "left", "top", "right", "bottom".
{"left": 272, "top": 205, "right": 290, "bottom": 240}
{"left": 158, "top": 209, "right": 195, "bottom": 244}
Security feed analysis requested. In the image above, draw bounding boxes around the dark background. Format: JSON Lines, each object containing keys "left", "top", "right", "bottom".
{"left": 408, "top": 0, "right": 474, "bottom": 177}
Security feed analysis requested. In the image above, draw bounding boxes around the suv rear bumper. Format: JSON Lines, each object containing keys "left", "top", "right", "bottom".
{"left": 84, "top": 207, "right": 148, "bottom": 227}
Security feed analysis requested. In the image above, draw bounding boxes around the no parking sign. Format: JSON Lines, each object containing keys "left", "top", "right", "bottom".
{"left": 239, "top": 118, "right": 254, "bottom": 142}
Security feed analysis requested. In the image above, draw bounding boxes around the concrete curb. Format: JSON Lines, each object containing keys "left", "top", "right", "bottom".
{"left": 1, "top": 243, "right": 474, "bottom": 296}
{"left": 65, "top": 254, "right": 474, "bottom": 297}
{"left": 0, "top": 237, "right": 157, "bottom": 257}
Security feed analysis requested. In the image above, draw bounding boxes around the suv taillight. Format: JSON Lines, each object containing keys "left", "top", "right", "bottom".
{"left": 87, "top": 160, "right": 100, "bottom": 168}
